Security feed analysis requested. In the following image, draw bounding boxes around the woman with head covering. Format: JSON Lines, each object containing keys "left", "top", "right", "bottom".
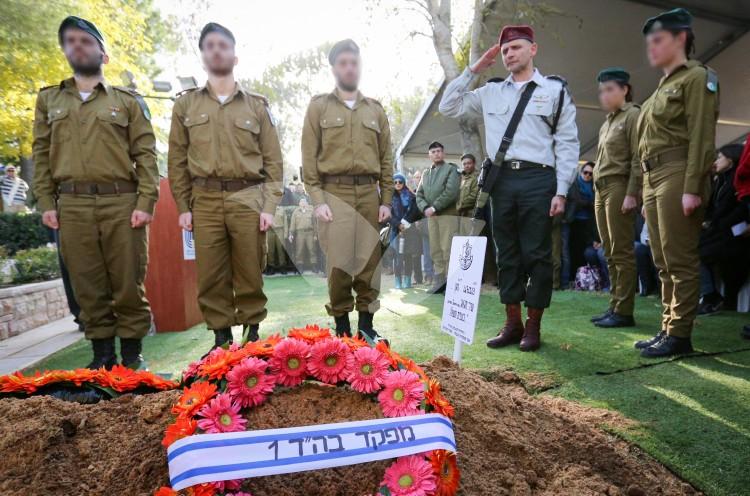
{"left": 389, "top": 172, "right": 423, "bottom": 289}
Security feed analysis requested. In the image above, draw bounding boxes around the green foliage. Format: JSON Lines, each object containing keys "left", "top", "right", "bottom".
{"left": 11, "top": 246, "right": 59, "bottom": 284}
{"left": 0, "top": 212, "right": 49, "bottom": 255}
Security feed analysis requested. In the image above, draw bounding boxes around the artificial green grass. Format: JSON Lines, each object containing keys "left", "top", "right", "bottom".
{"left": 22, "top": 274, "right": 750, "bottom": 495}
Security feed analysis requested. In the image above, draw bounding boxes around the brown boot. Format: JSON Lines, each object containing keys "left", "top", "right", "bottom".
{"left": 520, "top": 307, "right": 543, "bottom": 352}
{"left": 487, "top": 304, "right": 524, "bottom": 348}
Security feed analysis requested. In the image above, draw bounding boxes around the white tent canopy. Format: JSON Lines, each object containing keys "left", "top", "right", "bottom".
{"left": 396, "top": 0, "right": 750, "bottom": 168}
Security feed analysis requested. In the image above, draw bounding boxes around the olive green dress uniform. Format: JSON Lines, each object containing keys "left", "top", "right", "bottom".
{"left": 638, "top": 59, "right": 719, "bottom": 338}
{"left": 267, "top": 206, "right": 289, "bottom": 269}
{"left": 168, "top": 83, "right": 284, "bottom": 331}
{"left": 289, "top": 205, "right": 317, "bottom": 267}
{"left": 594, "top": 102, "right": 641, "bottom": 317}
{"left": 415, "top": 161, "right": 461, "bottom": 277}
{"left": 301, "top": 89, "right": 393, "bottom": 317}
{"left": 32, "top": 78, "right": 158, "bottom": 340}
{"left": 457, "top": 169, "right": 479, "bottom": 235}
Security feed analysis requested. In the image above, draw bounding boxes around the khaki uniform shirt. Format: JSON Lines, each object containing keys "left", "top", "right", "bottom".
{"left": 167, "top": 83, "right": 284, "bottom": 214}
{"left": 31, "top": 78, "right": 158, "bottom": 213}
{"left": 457, "top": 169, "right": 479, "bottom": 211}
{"left": 637, "top": 60, "right": 720, "bottom": 195}
{"left": 290, "top": 206, "right": 315, "bottom": 233}
{"left": 301, "top": 89, "right": 394, "bottom": 207}
{"left": 594, "top": 102, "right": 642, "bottom": 196}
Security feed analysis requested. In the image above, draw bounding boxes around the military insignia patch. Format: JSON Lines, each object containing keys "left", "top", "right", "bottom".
{"left": 135, "top": 95, "right": 151, "bottom": 121}
{"left": 266, "top": 105, "right": 278, "bottom": 126}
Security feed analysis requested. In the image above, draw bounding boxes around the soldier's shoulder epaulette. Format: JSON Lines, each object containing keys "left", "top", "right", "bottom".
{"left": 447, "top": 162, "right": 460, "bottom": 170}
{"left": 245, "top": 90, "right": 270, "bottom": 106}
{"left": 175, "top": 87, "right": 200, "bottom": 99}
{"left": 112, "top": 85, "right": 141, "bottom": 97}
{"left": 365, "top": 96, "right": 385, "bottom": 109}
{"left": 113, "top": 86, "right": 152, "bottom": 120}
{"left": 545, "top": 75, "right": 568, "bottom": 87}
{"left": 311, "top": 93, "right": 329, "bottom": 101}
{"left": 38, "top": 84, "right": 59, "bottom": 93}
{"left": 702, "top": 65, "right": 719, "bottom": 93}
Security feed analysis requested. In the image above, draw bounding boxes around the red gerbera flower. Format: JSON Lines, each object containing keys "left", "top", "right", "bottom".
{"left": 243, "top": 333, "right": 283, "bottom": 358}
{"left": 269, "top": 338, "right": 311, "bottom": 387}
{"left": 172, "top": 381, "right": 218, "bottom": 418}
{"left": 154, "top": 486, "right": 178, "bottom": 496}
{"left": 96, "top": 365, "right": 141, "bottom": 392}
{"left": 161, "top": 416, "right": 197, "bottom": 447}
{"left": 429, "top": 450, "right": 460, "bottom": 496}
{"left": 340, "top": 334, "right": 369, "bottom": 351}
{"left": 288, "top": 324, "right": 332, "bottom": 344}
{"left": 425, "top": 379, "right": 455, "bottom": 418}
{"left": 199, "top": 347, "right": 246, "bottom": 381}
{"left": 308, "top": 339, "right": 353, "bottom": 384}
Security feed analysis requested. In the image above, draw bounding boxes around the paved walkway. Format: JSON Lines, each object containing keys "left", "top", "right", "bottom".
{"left": 0, "top": 316, "right": 82, "bottom": 375}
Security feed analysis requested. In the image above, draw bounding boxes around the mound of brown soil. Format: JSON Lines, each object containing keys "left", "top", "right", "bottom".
{"left": 0, "top": 358, "right": 698, "bottom": 496}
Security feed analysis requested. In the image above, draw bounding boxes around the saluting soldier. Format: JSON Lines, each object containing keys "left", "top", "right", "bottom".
{"left": 301, "top": 39, "right": 393, "bottom": 340}
{"left": 288, "top": 197, "right": 318, "bottom": 272}
{"left": 168, "top": 23, "right": 284, "bottom": 351}
{"left": 635, "top": 9, "right": 719, "bottom": 357}
{"left": 457, "top": 153, "right": 480, "bottom": 235}
{"left": 32, "top": 17, "right": 158, "bottom": 369}
{"left": 590, "top": 68, "right": 641, "bottom": 328}
{"left": 440, "top": 25, "right": 579, "bottom": 352}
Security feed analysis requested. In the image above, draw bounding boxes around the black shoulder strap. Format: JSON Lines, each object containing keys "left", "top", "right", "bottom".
{"left": 494, "top": 81, "right": 537, "bottom": 162}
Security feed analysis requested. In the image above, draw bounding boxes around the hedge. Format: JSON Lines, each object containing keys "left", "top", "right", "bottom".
{"left": 0, "top": 212, "right": 50, "bottom": 255}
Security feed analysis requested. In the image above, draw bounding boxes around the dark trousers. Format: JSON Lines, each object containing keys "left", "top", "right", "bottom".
{"left": 52, "top": 228, "right": 81, "bottom": 324}
{"left": 635, "top": 241, "right": 658, "bottom": 295}
{"left": 490, "top": 167, "right": 556, "bottom": 308}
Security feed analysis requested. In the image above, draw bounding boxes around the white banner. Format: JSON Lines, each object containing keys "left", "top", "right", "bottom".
{"left": 442, "top": 236, "right": 487, "bottom": 345}
{"left": 168, "top": 413, "right": 456, "bottom": 490}
{"left": 182, "top": 229, "right": 195, "bottom": 260}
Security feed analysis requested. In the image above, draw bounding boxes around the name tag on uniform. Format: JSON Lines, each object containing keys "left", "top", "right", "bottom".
{"left": 527, "top": 93, "right": 552, "bottom": 115}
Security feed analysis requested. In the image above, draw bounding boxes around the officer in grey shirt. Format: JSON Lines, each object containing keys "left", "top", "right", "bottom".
{"left": 439, "top": 24, "right": 579, "bottom": 352}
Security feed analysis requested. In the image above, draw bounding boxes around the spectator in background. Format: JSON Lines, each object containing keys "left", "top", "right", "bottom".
{"left": 584, "top": 241, "right": 610, "bottom": 291}
{"left": 564, "top": 162, "right": 597, "bottom": 283}
{"left": 634, "top": 213, "right": 659, "bottom": 297}
{"left": 288, "top": 198, "right": 318, "bottom": 273}
{"left": 416, "top": 141, "right": 460, "bottom": 293}
{"left": 389, "top": 172, "right": 422, "bottom": 289}
{"left": 1, "top": 165, "right": 29, "bottom": 213}
{"left": 698, "top": 144, "right": 750, "bottom": 315}
{"left": 734, "top": 137, "right": 750, "bottom": 339}
{"left": 409, "top": 169, "right": 422, "bottom": 192}
{"left": 456, "top": 153, "right": 479, "bottom": 234}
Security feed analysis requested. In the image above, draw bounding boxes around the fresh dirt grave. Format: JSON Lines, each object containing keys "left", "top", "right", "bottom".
{"left": 0, "top": 357, "right": 697, "bottom": 495}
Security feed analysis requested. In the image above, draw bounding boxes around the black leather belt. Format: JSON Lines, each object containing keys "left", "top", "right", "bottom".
{"left": 58, "top": 181, "right": 137, "bottom": 195}
{"left": 641, "top": 147, "right": 688, "bottom": 173}
{"left": 500, "top": 160, "right": 552, "bottom": 170}
{"left": 192, "top": 177, "right": 262, "bottom": 192}
{"left": 322, "top": 175, "right": 377, "bottom": 185}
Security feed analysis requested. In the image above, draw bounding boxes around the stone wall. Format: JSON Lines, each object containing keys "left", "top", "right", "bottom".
{"left": 0, "top": 279, "right": 69, "bottom": 340}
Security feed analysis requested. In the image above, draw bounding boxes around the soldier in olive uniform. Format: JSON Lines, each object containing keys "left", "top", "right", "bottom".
{"left": 635, "top": 9, "right": 719, "bottom": 357}
{"left": 457, "top": 153, "right": 479, "bottom": 235}
{"left": 32, "top": 17, "right": 158, "bottom": 369}
{"left": 289, "top": 197, "right": 318, "bottom": 272}
{"left": 168, "top": 23, "right": 284, "bottom": 350}
{"left": 301, "top": 39, "right": 393, "bottom": 340}
{"left": 267, "top": 205, "right": 289, "bottom": 274}
{"left": 415, "top": 142, "right": 460, "bottom": 293}
{"left": 590, "top": 68, "right": 641, "bottom": 328}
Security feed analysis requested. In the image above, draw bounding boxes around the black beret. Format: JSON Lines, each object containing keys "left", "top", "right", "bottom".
{"left": 428, "top": 141, "right": 444, "bottom": 151}
{"left": 643, "top": 8, "right": 693, "bottom": 35}
{"left": 199, "top": 22, "right": 235, "bottom": 49}
{"left": 328, "top": 39, "right": 360, "bottom": 65}
{"left": 58, "top": 16, "right": 104, "bottom": 49}
{"left": 597, "top": 67, "right": 630, "bottom": 84}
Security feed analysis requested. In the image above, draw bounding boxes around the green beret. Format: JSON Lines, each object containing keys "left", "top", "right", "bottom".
{"left": 597, "top": 67, "right": 630, "bottom": 84}
{"left": 642, "top": 8, "right": 693, "bottom": 35}
{"left": 328, "top": 39, "right": 360, "bottom": 65}
{"left": 58, "top": 16, "right": 105, "bottom": 49}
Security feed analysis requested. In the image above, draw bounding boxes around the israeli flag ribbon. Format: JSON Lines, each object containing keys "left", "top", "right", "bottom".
{"left": 168, "top": 413, "right": 457, "bottom": 490}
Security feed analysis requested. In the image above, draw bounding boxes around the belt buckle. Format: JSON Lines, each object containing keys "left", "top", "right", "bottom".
{"left": 510, "top": 160, "right": 521, "bottom": 170}
{"left": 86, "top": 184, "right": 98, "bottom": 195}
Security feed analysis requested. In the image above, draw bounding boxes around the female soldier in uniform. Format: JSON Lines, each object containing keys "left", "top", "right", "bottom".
{"left": 590, "top": 68, "right": 640, "bottom": 328}
{"left": 635, "top": 8, "right": 720, "bottom": 357}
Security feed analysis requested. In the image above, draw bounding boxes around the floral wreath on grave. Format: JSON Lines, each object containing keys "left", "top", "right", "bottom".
{"left": 156, "top": 324, "right": 460, "bottom": 496}
{"left": 0, "top": 366, "right": 178, "bottom": 402}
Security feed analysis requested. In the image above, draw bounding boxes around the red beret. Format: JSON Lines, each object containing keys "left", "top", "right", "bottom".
{"left": 498, "top": 25, "right": 534, "bottom": 45}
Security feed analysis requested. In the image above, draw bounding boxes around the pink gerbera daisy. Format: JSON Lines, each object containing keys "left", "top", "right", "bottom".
{"left": 381, "top": 455, "right": 437, "bottom": 496}
{"left": 348, "top": 346, "right": 390, "bottom": 393}
{"left": 378, "top": 370, "right": 425, "bottom": 417}
{"left": 197, "top": 393, "right": 247, "bottom": 434}
{"left": 269, "top": 338, "right": 311, "bottom": 387}
{"left": 308, "top": 339, "right": 353, "bottom": 384}
{"left": 213, "top": 479, "right": 242, "bottom": 492}
{"left": 226, "top": 357, "right": 276, "bottom": 408}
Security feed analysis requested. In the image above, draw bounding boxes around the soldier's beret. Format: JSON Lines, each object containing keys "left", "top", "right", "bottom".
{"left": 642, "top": 8, "right": 693, "bottom": 35}
{"left": 199, "top": 22, "right": 235, "bottom": 49}
{"left": 499, "top": 25, "right": 534, "bottom": 46}
{"left": 597, "top": 67, "right": 630, "bottom": 84}
{"left": 428, "top": 141, "right": 444, "bottom": 150}
{"left": 328, "top": 39, "right": 360, "bottom": 65}
{"left": 58, "top": 16, "right": 104, "bottom": 49}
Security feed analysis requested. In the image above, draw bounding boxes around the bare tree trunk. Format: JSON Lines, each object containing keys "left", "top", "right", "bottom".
{"left": 469, "top": 0, "right": 485, "bottom": 66}
{"left": 429, "top": 0, "right": 459, "bottom": 80}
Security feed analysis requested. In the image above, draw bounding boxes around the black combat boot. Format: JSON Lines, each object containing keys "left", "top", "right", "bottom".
{"left": 242, "top": 323, "right": 260, "bottom": 343}
{"left": 358, "top": 311, "right": 387, "bottom": 345}
{"left": 86, "top": 337, "right": 117, "bottom": 370}
{"left": 640, "top": 334, "right": 694, "bottom": 358}
{"left": 590, "top": 308, "right": 613, "bottom": 323}
{"left": 120, "top": 338, "right": 146, "bottom": 370}
{"left": 595, "top": 313, "right": 635, "bottom": 328}
{"left": 634, "top": 330, "right": 666, "bottom": 350}
{"left": 334, "top": 314, "right": 352, "bottom": 338}
{"left": 213, "top": 328, "right": 233, "bottom": 348}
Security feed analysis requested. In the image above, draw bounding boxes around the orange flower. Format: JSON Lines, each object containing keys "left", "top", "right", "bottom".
{"left": 425, "top": 379, "right": 455, "bottom": 418}
{"left": 96, "top": 365, "right": 141, "bottom": 392}
{"left": 162, "top": 416, "right": 197, "bottom": 447}
{"left": 198, "top": 347, "right": 244, "bottom": 380}
{"left": 288, "top": 324, "right": 332, "bottom": 344}
{"left": 188, "top": 483, "right": 217, "bottom": 496}
{"left": 0, "top": 371, "right": 36, "bottom": 394}
{"left": 399, "top": 358, "right": 429, "bottom": 382}
{"left": 154, "top": 486, "right": 178, "bottom": 496}
{"left": 139, "top": 371, "right": 180, "bottom": 390}
{"left": 340, "top": 334, "right": 369, "bottom": 351}
{"left": 429, "top": 450, "right": 460, "bottom": 496}
{"left": 376, "top": 340, "right": 399, "bottom": 369}
{"left": 65, "top": 368, "right": 99, "bottom": 386}
{"left": 172, "top": 381, "right": 218, "bottom": 419}
{"left": 243, "top": 333, "right": 282, "bottom": 358}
